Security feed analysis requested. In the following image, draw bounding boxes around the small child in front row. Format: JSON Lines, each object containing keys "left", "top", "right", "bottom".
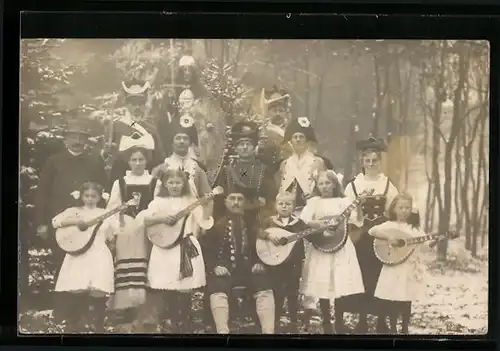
{"left": 52, "top": 182, "right": 116, "bottom": 333}
{"left": 368, "top": 192, "right": 424, "bottom": 334}
{"left": 260, "top": 191, "right": 308, "bottom": 333}
{"left": 299, "top": 170, "right": 365, "bottom": 334}
{"left": 135, "top": 166, "right": 214, "bottom": 333}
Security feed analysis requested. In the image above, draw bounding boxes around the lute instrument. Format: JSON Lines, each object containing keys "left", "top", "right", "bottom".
{"left": 147, "top": 186, "right": 224, "bottom": 248}
{"left": 55, "top": 194, "right": 141, "bottom": 255}
{"left": 374, "top": 229, "right": 459, "bottom": 265}
{"left": 255, "top": 189, "right": 374, "bottom": 266}
{"left": 308, "top": 189, "right": 374, "bottom": 253}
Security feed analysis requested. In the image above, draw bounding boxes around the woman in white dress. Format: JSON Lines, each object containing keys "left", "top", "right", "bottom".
{"left": 368, "top": 192, "right": 425, "bottom": 334}
{"left": 136, "top": 166, "right": 213, "bottom": 333}
{"left": 52, "top": 182, "right": 116, "bottom": 333}
{"left": 300, "top": 170, "right": 365, "bottom": 334}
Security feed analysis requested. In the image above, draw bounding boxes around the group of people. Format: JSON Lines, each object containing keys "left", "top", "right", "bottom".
{"left": 31, "top": 58, "right": 427, "bottom": 335}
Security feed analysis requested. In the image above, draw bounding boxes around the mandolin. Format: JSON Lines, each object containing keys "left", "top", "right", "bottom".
{"left": 55, "top": 194, "right": 141, "bottom": 256}
{"left": 256, "top": 189, "right": 374, "bottom": 266}
{"left": 147, "top": 186, "right": 224, "bottom": 248}
{"left": 308, "top": 189, "right": 374, "bottom": 253}
{"left": 374, "top": 229, "right": 458, "bottom": 266}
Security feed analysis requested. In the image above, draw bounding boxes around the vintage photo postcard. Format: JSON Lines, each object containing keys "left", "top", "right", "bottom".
{"left": 18, "top": 39, "right": 489, "bottom": 335}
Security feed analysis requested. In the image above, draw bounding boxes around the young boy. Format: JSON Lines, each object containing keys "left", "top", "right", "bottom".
{"left": 259, "top": 192, "right": 308, "bottom": 333}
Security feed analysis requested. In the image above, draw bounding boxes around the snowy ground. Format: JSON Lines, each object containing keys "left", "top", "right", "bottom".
{"left": 19, "top": 235, "right": 488, "bottom": 335}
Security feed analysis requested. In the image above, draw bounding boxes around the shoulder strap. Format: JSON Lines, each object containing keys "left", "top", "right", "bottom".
{"left": 383, "top": 177, "right": 391, "bottom": 196}
{"left": 118, "top": 178, "right": 126, "bottom": 203}
{"left": 191, "top": 158, "right": 207, "bottom": 172}
{"left": 350, "top": 178, "right": 358, "bottom": 197}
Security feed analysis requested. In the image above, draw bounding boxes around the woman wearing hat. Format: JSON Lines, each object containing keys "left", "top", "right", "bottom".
{"left": 344, "top": 137, "right": 399, "bottom": 334}
{"left": 108, "top": 78, "right": 165, "bottom": 185}
{"left": 277, "top": 117, "right": 327, "bottom": 214}
{"left": 34, "top": 118, "right": 108, "bottom": 320}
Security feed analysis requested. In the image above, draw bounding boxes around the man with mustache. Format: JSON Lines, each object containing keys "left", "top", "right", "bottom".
{"left": 108, "top": 78, "right": 165, "bottom": 186}
{"left": 204, "top": 186, "right": 275, "bottom": 334}
{"left": 34, "top": 118, "right": 108, "bottom": 317}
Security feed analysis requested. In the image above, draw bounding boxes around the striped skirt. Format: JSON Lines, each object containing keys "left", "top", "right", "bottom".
{"left": 109, "top": 217, "right": 149, "bottom": 311}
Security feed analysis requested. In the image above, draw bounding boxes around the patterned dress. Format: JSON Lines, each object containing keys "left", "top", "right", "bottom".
{"left": 106, "top": 170, "right": 158, "bottom": 310}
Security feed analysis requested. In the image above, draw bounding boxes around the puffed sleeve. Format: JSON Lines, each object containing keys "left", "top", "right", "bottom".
{"left": 367, "top": 221, "right": 391, "bottom": 237}
{"left": 51, "top": 207, "right": 77, "bottom": 229}
{"left": 106, "top": 180, "right": 122, "bottom": 210}
{"left": 299, "top": 197, "right": 318, "bottom": 223}
{"left": 134, "top": 198, "right": 161, "bottom": 225}
{"left": 344, "top": 180, "right": 356, "bottom": 202}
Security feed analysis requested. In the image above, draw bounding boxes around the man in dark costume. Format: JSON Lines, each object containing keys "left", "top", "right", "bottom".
{"left": 108, "top": 78, "right": 165, "bottom": 187}
{"left": 344, "top": 137, "right": 399, "bottom": 334}
{"left": 34, "top": 118, "right": 108, "bottom": 323}
{"left": 204, "top": 188, "right": 276, "bottom": 334}
{"left": 214, "top": 121, "right": 277, "bottom": 225}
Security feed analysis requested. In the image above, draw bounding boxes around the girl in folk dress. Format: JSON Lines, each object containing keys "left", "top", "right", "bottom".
{"left": 136, "top": 166, "right": 214, "bottom": 333}
{"left": 106, "top": 146, "right": 159, "bottom": 332}
{"left": 52, "top": 182, "right": 116, "bottom": 333}
{"left": 300, "top": 170, "right": 365, "bottom": 334}
{"left": 368, "top": 193, "right": 425, "bottom": 334}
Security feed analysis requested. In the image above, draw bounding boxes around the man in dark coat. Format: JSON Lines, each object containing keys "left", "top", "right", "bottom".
{"left": 204, "top": 188, "right": 275, "bottom": 334}
{"left": 214, "top": 121, "right": 277, "bottom": 225}
{"left": 34, "top": 118, "right": 108, "bottom": 282}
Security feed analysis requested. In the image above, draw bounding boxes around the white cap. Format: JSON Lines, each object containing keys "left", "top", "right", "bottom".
{"left": 179, "top": 55, "right": 196, "bottom": 67}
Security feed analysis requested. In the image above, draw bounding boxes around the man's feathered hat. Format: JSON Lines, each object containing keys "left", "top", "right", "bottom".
{"left": 283, "top": 116, "right": 317, "bottom": 144}
{"left": 170, "top": 114, "right": 199, "bottom": 146}
{"left": 356, "top": 137, "right": 388, "bottom": 153}
{"left": 230, "top": 121, "right": 259, "bottom": 145}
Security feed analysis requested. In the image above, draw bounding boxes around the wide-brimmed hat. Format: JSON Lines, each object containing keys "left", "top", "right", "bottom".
{"left": 356, "top": 137, "right": 388, "bottom": 153}
{"left": 63, "top": 118, "right": 91, "bottom": 136}
{"left": 283, "top": 117, "right": 317, "bottom": 144}
{"left": 230, "top": 121, "right": 259, "bottom": 145}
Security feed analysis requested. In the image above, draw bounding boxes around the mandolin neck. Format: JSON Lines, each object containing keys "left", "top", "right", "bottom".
{"left": 406, "top": 232, "right": 445, "bottom": 245}
{"left": 86, "top": 204, "right": 129, "bottom": 227}
{"left": 174, "top": 192, "right": 215, "bottom": 221}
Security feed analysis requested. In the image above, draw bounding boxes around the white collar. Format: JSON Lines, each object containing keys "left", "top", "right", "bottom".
{"left": 125, "top": 170, "right": 150, "bottom": 177}
{"left": 271, "top": 215, "right": 299, "bottom": 227}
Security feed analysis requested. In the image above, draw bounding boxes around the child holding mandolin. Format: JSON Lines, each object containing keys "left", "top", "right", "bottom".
{"left": 299, "top": 170, "right": 365, "bottom": 334}
{"left": 368, "top": 192, "right": 424, "bottom": 334}
{"left": 136, "top": 166, "right": 214, "bottom": 333}
{"left": 51, "top": 182, "right": 115, "bottom": 333}
{"left": 260, "top": 191, "right": 308, "bottom": 333}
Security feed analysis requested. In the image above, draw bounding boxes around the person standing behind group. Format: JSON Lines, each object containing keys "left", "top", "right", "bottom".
{"left": 34, "top": 118, "right": 108, "bottom": 308}
{"left": 344, "top": 137, "right": 398, "bottom": 334}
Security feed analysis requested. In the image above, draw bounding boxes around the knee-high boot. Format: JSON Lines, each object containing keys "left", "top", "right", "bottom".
{"left": 210, "top": 292, "right": 230, "bottom": 334}
{"left": 319, "top": 299, "right": 332, "bottom": 334}
{"left": 254, "top": 289, "right": 275, "bottom": 334}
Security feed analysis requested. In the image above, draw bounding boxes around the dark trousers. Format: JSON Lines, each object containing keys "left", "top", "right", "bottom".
{"left": 269, "top": 259, "right": 302, "bottom": 330}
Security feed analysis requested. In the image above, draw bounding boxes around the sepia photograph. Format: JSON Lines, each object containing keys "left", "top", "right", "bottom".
{"left": 18, "top": 39, "right": 489, "bottom": 335}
